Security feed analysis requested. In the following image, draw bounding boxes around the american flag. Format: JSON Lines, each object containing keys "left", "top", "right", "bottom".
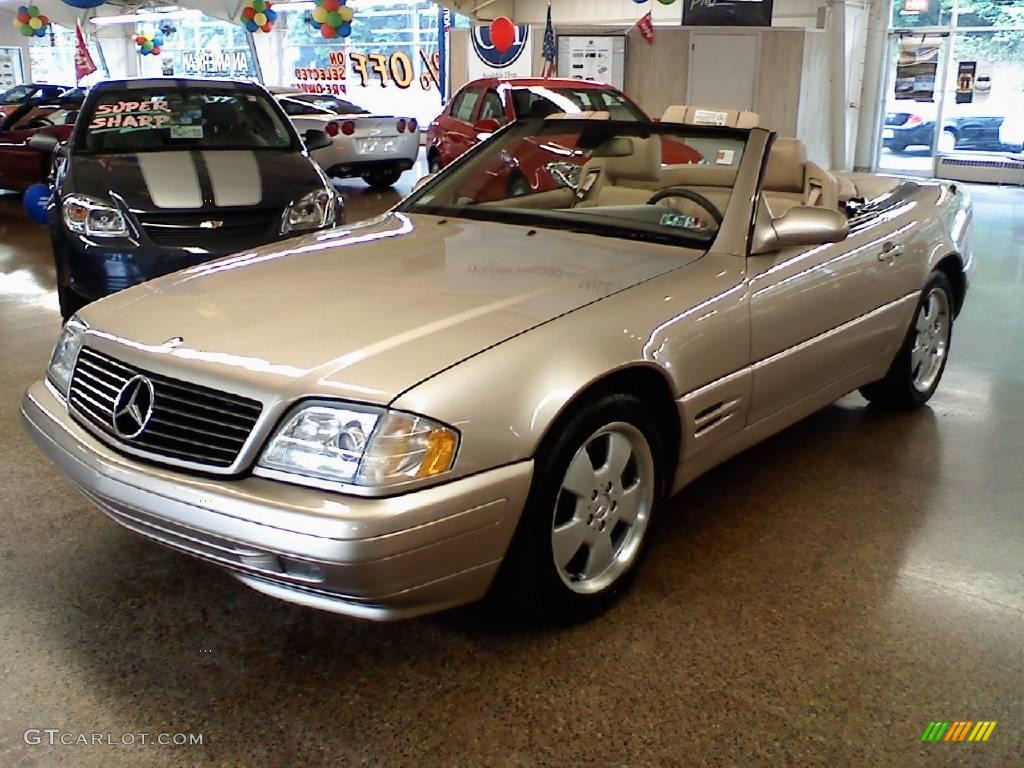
{"left": 542, "top": 3, "right": 557, "bottom": 78}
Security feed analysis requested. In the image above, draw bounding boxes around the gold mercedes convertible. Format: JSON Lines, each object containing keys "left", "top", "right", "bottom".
{"left": 22, "top": 109, "right": 973, "bottom": 621}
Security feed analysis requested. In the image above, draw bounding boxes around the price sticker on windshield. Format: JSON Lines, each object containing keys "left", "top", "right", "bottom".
{"left": 715, "top": 149, "right": 735, "bottom": 165}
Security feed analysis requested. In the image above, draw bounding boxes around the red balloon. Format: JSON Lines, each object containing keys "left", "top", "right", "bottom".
{"left": 489, "top": 17, "right": 516, "bottom": 54}
{"left": 39, "top": 15, "right": 48, "bottom": 24}
{"left": 321, "top": 24, "right": 337, "bottom": 38}
{"left": 151, "top": 46, "right": 161, "bottom": 55}
{"left": 322, "top": 0, "right": 339, "bottom": 10}
{"left": 17, "top": 11, "right": 29, "bottom": 23}
{"left": 261, "top": 23, "right": 272, "bottom": 32}
{"left": 242, "top": 7, "right": 255, "bottom": 19}
{"left": 135, "top": 35, "right": 146, "bottom": 45}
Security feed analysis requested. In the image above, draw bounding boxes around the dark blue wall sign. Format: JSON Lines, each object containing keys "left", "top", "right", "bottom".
{"left": 471, "top": 24, "right": 531, "bottom": 69}
{"left": 62, "top": 0, "right": 107, "bottom": 8}
{"left": 683, "top": 0, "right": 774, "bottom": 27}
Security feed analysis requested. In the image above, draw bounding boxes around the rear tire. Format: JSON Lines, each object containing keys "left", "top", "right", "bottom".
{"left": 860, "top": 271, "right": 954, "bottom": 409}
{"left": 492, "top": 393, "right": 665, "bottom": 621}
{"left": 362, "top": 168, "right": 402, "bottom": 189}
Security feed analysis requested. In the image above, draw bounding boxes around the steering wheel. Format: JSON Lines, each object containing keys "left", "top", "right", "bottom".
{"left": 646, "top": 187, "right": 724, "bottom": 228}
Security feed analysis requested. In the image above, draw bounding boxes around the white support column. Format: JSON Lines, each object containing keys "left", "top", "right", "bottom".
{"left": 829, "top": 0, "right": 850, "bottom": 170}
{"left": 853, "top": 0, "right": 891, "bottom": 171}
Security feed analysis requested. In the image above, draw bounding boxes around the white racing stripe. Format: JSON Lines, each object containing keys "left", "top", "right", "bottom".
{"left": 137, "top": 153, "right": 202, "bottom": 209}
{"left": 202, "top": 151, "right": 263, "bottom": 207}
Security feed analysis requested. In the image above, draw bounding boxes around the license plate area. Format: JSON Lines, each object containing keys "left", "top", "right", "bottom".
{"left": 357, "top": 137, "right": 399, "bottom": 153}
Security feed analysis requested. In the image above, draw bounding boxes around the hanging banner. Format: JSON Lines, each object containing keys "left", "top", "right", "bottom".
{"left": 74, "top": 20, "right": 97, "bottom": 83}
{"left": 682, "top": 0, "right": 774, "bottom": 27}
{"left": 895, "top": 37, "right": 940, "bottom": 102}
{"left": 468, "top": 24, "right": 532, "bottom": 80}
{"left": 955, "top": 60, "right": 976, "bottom": 104}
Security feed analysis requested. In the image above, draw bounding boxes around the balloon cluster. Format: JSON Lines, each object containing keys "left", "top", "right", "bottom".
{"left": 135, "top": 30, "right": 164, "bottom": 56}
{"left": 11, "top": 6, "right": 50, "bottom": 38}
{"left": 310, "top": 0, "right": 354, "bottom": 40}
{"left": 241, "top": 0, "right": 277, "bottom": 34}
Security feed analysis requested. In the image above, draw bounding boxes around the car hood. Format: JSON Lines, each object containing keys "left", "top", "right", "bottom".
{"left": 78, "top": 213, "right": 703, "bottom": 405}
{"left": 65, "top": 149, "right": 324, "bottom": 212}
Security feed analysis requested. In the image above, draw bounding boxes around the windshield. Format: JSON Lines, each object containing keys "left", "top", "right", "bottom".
{"left": 399, "top": 119, "right": 748, "bottom": 247}
{"left": 1, "top": 84, "right": 70, "bottom": 104}
{"left": 510, "top": 86, "right": 646, "bottom": 121}
{"left": 77, "top": 87, "right": 296, "bottom": 154}
{"left": 291, "top": 94, "right": 368, "bottom": 115}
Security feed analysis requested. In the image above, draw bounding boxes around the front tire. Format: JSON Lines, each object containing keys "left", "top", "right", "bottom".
{"left": 860, "top": 271, "right": 954, "bottom": 409}
{"left": 493, "top": 393, "right": 665, "bottom": 620}
{"left": 361, "top": 168, "right": 402, "bottom": 189}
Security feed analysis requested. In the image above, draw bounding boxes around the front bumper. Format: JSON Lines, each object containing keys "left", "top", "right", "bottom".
{"left": 21, "top": 380, "right": 533, "bottom": 620}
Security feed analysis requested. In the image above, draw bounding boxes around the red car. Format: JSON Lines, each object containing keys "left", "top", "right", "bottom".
{"left": 0, "top": 88, "right": 82, "bottom": 192}
{"left": 426, "top": 78, "right": 702, "bottom": 197}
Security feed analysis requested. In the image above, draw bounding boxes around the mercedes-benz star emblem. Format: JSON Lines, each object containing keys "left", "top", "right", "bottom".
{"left": 111, "top": 375, "right": 155, "bottom": 439}
{"left": 200, "top": 220, "right": 223, "bottom": 230}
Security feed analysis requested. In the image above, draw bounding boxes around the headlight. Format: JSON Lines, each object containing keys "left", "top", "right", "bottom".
{"left": 62, "top": 194, "right": 129, "bottom": 237}
{"left": 47, "top": 315, "right": 87, "bottom": 398}
{"left": 282, "top": 189, "right": 335, "bottom": 234}
{"left": 257, "top": 403, "right": 458, "bottom": 490}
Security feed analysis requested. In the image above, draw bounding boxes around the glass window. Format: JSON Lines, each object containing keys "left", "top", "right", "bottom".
{"left": 281, "top": 98, "right": 326, "bottom": 116}
{"left": 891, "top": 0, "right": 954, "bottom": 28}
{"left": 78, "top": 87, "right": 295, "bottom": 154}
{"left": 510, "top": 87, "right": 646, "bottom": 121}
{"left": 290, "top": 94, "right": 369, "bottom": 115}
{"left": 478, "top": 90, "right": 506, "bottom": 123}
{"left": 452, "top": 88, "right": 482, "bottom": 122}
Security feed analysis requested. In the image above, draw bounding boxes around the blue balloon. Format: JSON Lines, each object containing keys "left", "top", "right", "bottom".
{"left": 17, "top": 5, "right": 28, "bottom": 13}
{"left": 61, "top": 0, "right": 107, "bottom": 8}
{"left": 310, "top": 20, "right": 321, "bottom": 29}
{"left": 245, "top": 20, "right": 259, "bottom": 32}
{"left": 23, "top": 183, "right": 51, "bottom": 225}
{"left": 153, "top": 35, "right": 164, "bottom": 46}
{"left": 34, "top": 28, "right": 46, "bottom": 37}
{"left": 339, "top": 21, "right": 351, "bottom": 37}
{"left": 265, "top": 8, "right": 277, "bottom": 21}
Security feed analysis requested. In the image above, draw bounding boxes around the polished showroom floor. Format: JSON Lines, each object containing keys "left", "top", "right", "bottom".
{"left": 1, "top": 177, "right": 1021, "bottom": 767}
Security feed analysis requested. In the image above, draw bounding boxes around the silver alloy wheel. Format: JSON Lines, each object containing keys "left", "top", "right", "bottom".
{"left": 911, "top": 286, "right": 951, "bottom": 393}
{"left": 550, "top": 422, "right": 655, "bottom": 594}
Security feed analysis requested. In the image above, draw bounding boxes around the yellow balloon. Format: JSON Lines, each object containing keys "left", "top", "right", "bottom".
{"left": 312, "top": 7, "right": 328, "bottom": 22}
{"left": 12, "top": 16, "right": 21, "bottom": 28}
{"left": 338, "top": 6, "right": 354, "bottom": 22}
{"left": 29, "top": 17, "right": 42, "bottom": 29}
{"left": 253, "top": 12, "right": 267, "bottom": 25}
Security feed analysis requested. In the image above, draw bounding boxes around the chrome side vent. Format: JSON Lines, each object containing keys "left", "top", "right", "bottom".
{"left": 693, "top": 398, "right": 742, "bottom": 438}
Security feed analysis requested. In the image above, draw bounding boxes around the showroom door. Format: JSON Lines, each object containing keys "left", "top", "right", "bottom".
{"left": 688, "top": 33, "right": 758, "bottom": 111}
{"left": 877, "top": 32, "right": 951, "bottom": 175}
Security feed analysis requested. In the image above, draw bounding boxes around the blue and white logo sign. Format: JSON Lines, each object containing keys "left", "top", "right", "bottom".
{"left": 469, "top": 24, "right": 533, "bottom": 78}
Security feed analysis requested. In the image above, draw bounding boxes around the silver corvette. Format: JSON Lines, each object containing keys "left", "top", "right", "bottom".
{"left": 22, "top": 113, "right": 973, "bottom": 621}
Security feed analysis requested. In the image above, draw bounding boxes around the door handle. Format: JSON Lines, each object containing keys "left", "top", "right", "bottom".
{"left": 878, "top": 242, "right": 903, "bottom": 261}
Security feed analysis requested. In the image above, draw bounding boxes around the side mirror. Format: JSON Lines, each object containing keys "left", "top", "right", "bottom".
{"left": 473, "top": 118, "right": 501, "bottom": 136}
{"left": 28, "top": 132, "right": 61, "bottom": 153}
{"left": 304, "top": 128, "right": 333, "bottom": 152}
{"left": 412, "top": 172, "right": 437, "bottom": 194}
{"left": 752, "top": 205, "right": 849, "bottom": 254}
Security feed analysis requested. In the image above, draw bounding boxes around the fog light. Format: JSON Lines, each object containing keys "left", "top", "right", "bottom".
{"left": 281, "top": 558, "right": 325, "bottom": 582}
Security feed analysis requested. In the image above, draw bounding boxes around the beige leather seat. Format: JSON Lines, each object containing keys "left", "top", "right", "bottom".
{"left": 661, "top": 105, "right": 760, "bottom": 129}
{"left": 577, "top": 136, "right": 662, "bottom": 207}
{"left": 761, "top": 138, "right": 839, "bottom": 216}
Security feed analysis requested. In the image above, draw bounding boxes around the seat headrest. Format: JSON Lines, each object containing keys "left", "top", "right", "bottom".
{"left": 545, "top": 111, "right": 611, "bottom": 120}
{"left": 763, "top": 137, "right": 807, "bottom": 193}
{"left": 661, "top": 105, "right": 759, "bottom": 129}
{"left": 601, "top": 136, "right": 662, "bottom": 182}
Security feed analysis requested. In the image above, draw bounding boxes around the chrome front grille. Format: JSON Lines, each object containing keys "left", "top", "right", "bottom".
{"left": 69, "top": 347, "right": 262, "bottom": 469}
